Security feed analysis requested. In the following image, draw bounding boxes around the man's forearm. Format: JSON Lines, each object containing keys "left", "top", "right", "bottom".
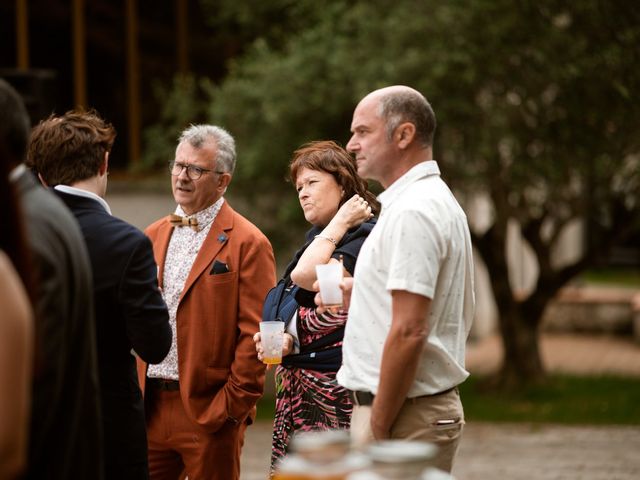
{"left": 371, "top": 326, "right": 424, "bottom": 438}
{"left": 371, "top": 290, "right": 431, "bottom": 439}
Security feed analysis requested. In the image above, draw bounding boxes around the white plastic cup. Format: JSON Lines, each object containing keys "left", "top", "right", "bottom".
{"left": 315, "top": 263, "right": 343, "bottom": 307}
{"left": 259, "top": 321, "right": 285, "bottom": 365}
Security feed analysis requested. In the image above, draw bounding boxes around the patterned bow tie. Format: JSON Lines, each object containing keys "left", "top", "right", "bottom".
{"left": 169, "top": 214, "right": 199, "bottom": 231}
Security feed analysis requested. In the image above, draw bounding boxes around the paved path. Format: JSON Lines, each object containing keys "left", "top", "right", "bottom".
{"left": 241, "top": 333, "right": 640, "bottom": 479}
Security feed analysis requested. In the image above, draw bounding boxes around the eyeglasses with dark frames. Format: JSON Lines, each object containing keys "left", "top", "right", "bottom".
{"left": 169, "top": 161, "right": 225, "bottom": 180}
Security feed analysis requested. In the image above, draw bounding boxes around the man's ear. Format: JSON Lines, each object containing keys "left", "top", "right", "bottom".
{"left": 37, "top": 173, "right": 48, "bottom": 187}
{"left": 395, "top": 122, "right": 416, "bottom": 149}
{"left": 99, "top": 151, "right": 109, "bottom": 176}
{"left": 218, "top": 172, "right": 232, "bottom": 191}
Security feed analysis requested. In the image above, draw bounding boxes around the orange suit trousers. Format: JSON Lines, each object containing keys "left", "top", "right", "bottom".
{"left": 145, "top": 387, "right": 246, "bottom": 480}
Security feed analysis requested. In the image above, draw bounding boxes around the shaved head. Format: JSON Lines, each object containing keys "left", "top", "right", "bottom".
{"left": 362, "top": 85, "right": 436, "bottom": 147}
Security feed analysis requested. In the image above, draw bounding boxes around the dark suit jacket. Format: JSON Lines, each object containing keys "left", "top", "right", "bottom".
{"left": 55, "top": 189, "right": 171, "bottom": 475}
{"left": 138, "top": 201, "right": 276, "bottom": 432}
{"left": 14, "top": 170, "right": 103, "bottom": 480}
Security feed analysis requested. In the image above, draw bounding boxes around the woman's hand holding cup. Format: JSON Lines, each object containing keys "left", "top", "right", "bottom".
{"left": 253, "top": 330, "right": 295, "bottom": 363}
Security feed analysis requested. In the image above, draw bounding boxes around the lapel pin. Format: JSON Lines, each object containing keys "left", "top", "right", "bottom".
{"left": 218, "top": 234, "right": 228, "bottom": 243}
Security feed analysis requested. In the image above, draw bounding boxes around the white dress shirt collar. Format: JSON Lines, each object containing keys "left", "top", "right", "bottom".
{"left": 54, "top": 184, "right": 112, "bottom": 215}
{"left": 378, "top": 160, "right": 441, "bottom": 210}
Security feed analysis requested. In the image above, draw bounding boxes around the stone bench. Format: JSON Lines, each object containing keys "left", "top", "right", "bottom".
{"left": 542, "top": 286, "right": 640, "bottom": 341}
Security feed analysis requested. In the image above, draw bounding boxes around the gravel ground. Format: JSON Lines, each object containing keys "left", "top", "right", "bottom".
{"left": 240, "top": 421, "right": 640, "bottom": 480}
{"left": 241, "top": 332, "right": 640, "bottom": 480}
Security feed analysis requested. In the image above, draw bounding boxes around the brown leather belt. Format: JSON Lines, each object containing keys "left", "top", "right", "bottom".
{"left": 349, "top": 386, "right": 456, "bottom": 406}
{"left": 147, "top": 377, "right": 180, "bottom": 391}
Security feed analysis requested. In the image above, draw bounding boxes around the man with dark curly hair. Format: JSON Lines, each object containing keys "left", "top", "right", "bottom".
{"left": 29, "top": 109, "right": 172, "bottom": 480}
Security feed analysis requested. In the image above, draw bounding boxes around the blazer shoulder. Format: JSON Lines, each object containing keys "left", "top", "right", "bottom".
{"left": 105, "top": 214, "right": 147, "bottom": 238}
{"left": 22, "top": 186, "right": 86, "bottom": 250}
{"left": 145, "top": 216, "right": 170, "bottom": 239}
{"left": 109, "top": 217, "right": 154, "bottom": 253}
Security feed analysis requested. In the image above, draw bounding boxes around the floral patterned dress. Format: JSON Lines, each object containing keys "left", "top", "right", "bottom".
{"left": 270, "top": 306, "right": 352, "bottom": 471}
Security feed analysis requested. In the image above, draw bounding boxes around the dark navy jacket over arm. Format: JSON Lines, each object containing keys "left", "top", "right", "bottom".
{"left": 55, "top": 189, "right": 171, "bottom": 473}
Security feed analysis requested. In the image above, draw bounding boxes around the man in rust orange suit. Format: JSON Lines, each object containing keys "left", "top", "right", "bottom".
{"left": 139, "top": 124, "right": 276, "bottom": 480}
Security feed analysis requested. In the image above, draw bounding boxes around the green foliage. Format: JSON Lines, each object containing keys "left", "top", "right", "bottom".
{"left": 582, "top": 268, "right": 640, "bottom": 288}
{"left": 139, "top": 75, "right": 211, "bottom": 172}
{"left": 257, "top": 374, "right": 640, "bottom": 424}
{"left": 436, "top": 1, "right": 640, "bottom": 220}
{"left": 206, "top": 1, "right": 358, "bottom": 183}
{"left": 461, "top": 374, "right": 640, "bottom": 424}
{"left": 256, "top": 395, "right": 276, "bottom": 422}
{"left": 200, "top": 0, "right": 326, "bottom": 52}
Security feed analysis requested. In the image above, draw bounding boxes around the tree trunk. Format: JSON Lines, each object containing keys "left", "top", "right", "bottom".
{"left": 473, "top": 206, "right": 549, "bottom": 389}
{"left": 497, "top": 306, "right": 545, "bottom": 388}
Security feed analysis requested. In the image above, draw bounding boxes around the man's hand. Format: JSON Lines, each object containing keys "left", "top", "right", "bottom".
{"left": 314, "top": 277, "right": 354, "bottom": 314}
{"left": 370, "top": 406, "right": 392, "bottom": 440}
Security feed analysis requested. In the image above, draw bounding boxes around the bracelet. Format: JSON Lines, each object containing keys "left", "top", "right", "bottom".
{"left": 314, "top": 234, "right": 338, "bottom": 246}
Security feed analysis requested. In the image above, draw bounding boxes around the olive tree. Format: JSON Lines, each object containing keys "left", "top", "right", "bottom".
{"left": 146, "top": 0, "right": 640, "bottom": 386}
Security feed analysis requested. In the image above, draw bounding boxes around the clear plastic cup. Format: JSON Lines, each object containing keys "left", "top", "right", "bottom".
{"left": 259, "top": 321, "right": 285, "bottom": 365}
{"left": 315, "top": 263, "right": 343, "bottom": 307}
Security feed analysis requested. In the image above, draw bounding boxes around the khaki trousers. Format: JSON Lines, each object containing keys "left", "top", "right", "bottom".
{"left": 350, "top": 388, "right": 464, "bottom": 473}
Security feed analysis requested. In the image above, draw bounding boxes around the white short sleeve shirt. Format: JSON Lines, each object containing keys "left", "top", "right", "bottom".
{"left": 336, "top": 161, "right": 475, "bottom": 396}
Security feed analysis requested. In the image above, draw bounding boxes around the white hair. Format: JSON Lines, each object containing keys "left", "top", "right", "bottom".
{"left": 178, "top": 124, "right": 236, "bottom": 173}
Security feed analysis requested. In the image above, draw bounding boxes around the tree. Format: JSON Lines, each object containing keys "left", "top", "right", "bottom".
{"left": 428, "top": 0, "right": 640, "bottom": 386}
{"left": 147, "top": 0, "right": 640, "bottom": 386}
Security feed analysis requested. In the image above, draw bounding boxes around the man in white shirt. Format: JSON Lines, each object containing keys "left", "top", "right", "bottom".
{"left": 334, "top": 85, "right": 475, "bottom": 472}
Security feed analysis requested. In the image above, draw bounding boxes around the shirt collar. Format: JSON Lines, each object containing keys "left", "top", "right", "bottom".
{"left": 54, "top": 184, "right": 112, "bottom": 215}
{"left": 377, "top": 160, "right": 441, "bottom": 209}
{"left": 175, "top": 197, "right": 225, "bottom": 230}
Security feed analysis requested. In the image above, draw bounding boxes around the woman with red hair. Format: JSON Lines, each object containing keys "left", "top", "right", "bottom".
{"left": 255, "top": 140, "right": 379, "bottom": 472}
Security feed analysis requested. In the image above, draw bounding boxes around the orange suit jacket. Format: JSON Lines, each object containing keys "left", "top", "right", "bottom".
{"left": 138, "top": 201, "right": 276, "bottom": 432}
